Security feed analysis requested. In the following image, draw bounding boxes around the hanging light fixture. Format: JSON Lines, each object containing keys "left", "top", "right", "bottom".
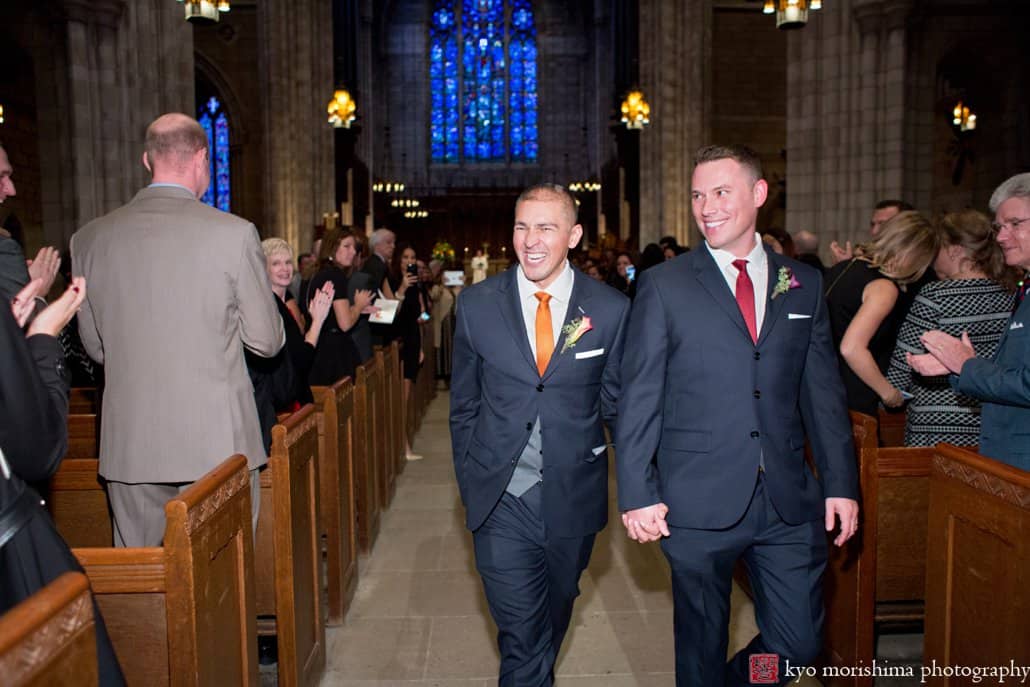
{"left": 765, "top": 0, "right": 821, "bottom": 30}
{"left": 0, "top": 104, "right": 5, "bottom": 124}
{"left": 620, "top": 90, "right": 651, "bottom": 130}
{"left": 952, "top": 101, "right": 977, "bottom": 132}
{"left": 176, "top": 0, "right": 229, "bottom": 24}
{"left": 327, "top": 89, "right": 357, "bottom": 128}
{"left": 372, "top": 181, "right": 406, "bottom": 193}
{"left": 568, "top": 181, "right": 601, "bottom": 193}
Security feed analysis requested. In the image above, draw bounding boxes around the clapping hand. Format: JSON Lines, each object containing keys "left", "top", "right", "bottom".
{"left": 353, "top": 288, "right": 374, "bottom": 310}
{"left": 26, "top": 246, "right": 61, "bottom": 296}
{"left": 917, "top": 330, "right": 976, "bottom": 374}
{"left": 26, "top": 277, "right": 86, "bottom": 337}
{"left": 829, "top": 240, "right": 853, "bottom": 264}
{"left": 307, "top": 282, "right": 334, "bottom": 330}
{"left": 621, "top": 503, "right": 670, "bottom": 543}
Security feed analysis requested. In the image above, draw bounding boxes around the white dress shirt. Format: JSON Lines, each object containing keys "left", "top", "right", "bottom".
{"left": 516, "top": 260, "right": 574, "bottom": 357}
{"left": 705, "top": 233, "right": 769, "bottom": 334}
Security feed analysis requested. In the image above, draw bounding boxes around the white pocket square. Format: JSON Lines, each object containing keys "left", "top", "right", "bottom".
{"left": 575, "top": 348, "right": 605, "bottom": 359}
{"left": 1011, "top": 321, "right": 1024, "bottom": 330}
{"left": 592, "top": 444, "right": 608, "bottom": 456}
{"left": 787, "top": 313, "right": 812, "bottom": 320}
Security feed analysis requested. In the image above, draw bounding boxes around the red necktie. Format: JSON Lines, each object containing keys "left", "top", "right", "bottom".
{"left": 733, "top": 259, "right": 757, "bottom": 343}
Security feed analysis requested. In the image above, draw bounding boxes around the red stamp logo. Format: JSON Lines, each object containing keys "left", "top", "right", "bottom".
{"left": 749, "top": 653, "right": 780, "bottom": 684}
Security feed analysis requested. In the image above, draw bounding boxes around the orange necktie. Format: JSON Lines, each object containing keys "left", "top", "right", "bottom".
{"left": 535, "top": 292, "right": 553, "bottom": 376}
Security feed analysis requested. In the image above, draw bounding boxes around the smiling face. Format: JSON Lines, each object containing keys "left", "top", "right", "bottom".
{"left": 615, "top": 254, "right": 631, "bottom": 278}
{"left": 513, "top": 193, "right": 583, "bottom": 289}
{"left": 400, "top": 247, "right": 417, "bottom": 268}
{"left": 0, "top": 147, "right": 16, "bottom": 203}
{"left": 995, "top": 195, "right": 1030, "bottom": 272}
{"left": 266, "top": 250, "right": 294, "bottom": 289}
{"left": 691, "top": 158, "right": 767, "bottom": 258}
{"left": 334, "top": 236, "right": 357, "bottom": 268}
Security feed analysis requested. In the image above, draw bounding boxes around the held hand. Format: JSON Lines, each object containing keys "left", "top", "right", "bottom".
{"left": 10, "top": 278, "right": 45, "bottom": 328}
{"left": 27, "top": 277, "right": 86, "bottom": 338}
{"left": 395, "top": 273, "right": 417, "bottom": 296}
{"left": 621, "top": 503, "right": 670, "bottom": 543}
{"left": 353, "top": 288, "right": 374, "bottom": 310}
{"left": 27, "top": 246, "right": 61, "bottom": 295}
{"left": 829, "top": 240, "right": 853, "bottom": 264}
{"left": 881, "top": 386, "right": 904, "bottom": 408}
{"left": 825, "top": 497, "right": 859, "bottom": 547}
{"left": 919, "top": 330, "right": 976, "bottom": 374}
{"left": 308, "top": 282, "right": 335, "bottom": 329}
{"left": 907, "top": 351, "right": 950, "bottom": 376}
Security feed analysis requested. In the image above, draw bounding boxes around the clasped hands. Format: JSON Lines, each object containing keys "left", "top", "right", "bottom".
{"left": 906, "top": 330, "right": 976, "bottom": 377}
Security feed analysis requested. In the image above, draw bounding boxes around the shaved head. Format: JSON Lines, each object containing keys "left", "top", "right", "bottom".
{"left": 144, "top": 113, "right": 208, "bottom": 172}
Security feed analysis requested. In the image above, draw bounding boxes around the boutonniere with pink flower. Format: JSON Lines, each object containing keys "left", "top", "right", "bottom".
{"left": 560, "top": 315, "right": 593, "bottom": 354}
{"left": 771, "top": 266, "right": 802, "bottom": 299}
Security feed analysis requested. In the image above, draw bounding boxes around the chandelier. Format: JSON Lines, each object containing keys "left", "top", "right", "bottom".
{"left": 327, "top": 89, "right": 357, "bottom": 128}
{"left": 762, "top": 0, "right": 821, "bottom": 30}
{"left": 391, "top": 199, "right": 420, "bottom": 209}
{"left": 403, "top": 210, "right": 429, "bottom": 219}
{"left": 568, "top": 181, "right": 601, "bottom": 193}
{"left": 372, "top": 181, "right": 406, "bottom": 193}
{"left": 952, "top": 101, "right": 977, "bottom": 132}
{"left": 177, "top": 0, "right": 229, "bottom": 24}
{"left": 620, "top": 90, "right": 650, "bottom": 130}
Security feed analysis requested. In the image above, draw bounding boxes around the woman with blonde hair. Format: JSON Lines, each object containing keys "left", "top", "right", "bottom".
{"left": 885, "top": 209, "right": 1017, "bottom": 445}
{"left": 825, "top": 210, "right": 940, "bottom": 415}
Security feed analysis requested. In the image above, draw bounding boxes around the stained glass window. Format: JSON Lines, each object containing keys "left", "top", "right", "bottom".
{"left": 197, "top": 96, "right": 231, "bottom": 212}
{"left": 429, "top": 0, "right": 537, "bottom": 163}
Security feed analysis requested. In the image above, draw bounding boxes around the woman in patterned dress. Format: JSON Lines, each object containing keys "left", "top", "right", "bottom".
{"left": 886, "top": 209, "right": 1019, "bottom": 446}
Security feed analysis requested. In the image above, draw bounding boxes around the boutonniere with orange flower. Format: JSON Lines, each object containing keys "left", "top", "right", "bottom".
{"left": 560, "top": 315, "right": 593, "bottom": 354}
{"left": 771, "top": 266, "right": 802, "bottom": 299}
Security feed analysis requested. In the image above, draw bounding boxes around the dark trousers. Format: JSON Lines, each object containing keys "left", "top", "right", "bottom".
{"left": 472, "top": 484, "right": 595, "bottom": 687}
{"left": 660, "top": 473, "right": 827, "bottom": 687}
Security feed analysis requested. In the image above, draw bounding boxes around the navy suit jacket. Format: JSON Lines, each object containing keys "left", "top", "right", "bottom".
{"left": 615, "top": 246, "right": 858, "bottom": 529}
{"left": 955, "top": 296, "right": 1030, "bottom": 471}
{"left": 449, "top": 266, "right": 631, "bottom": 537}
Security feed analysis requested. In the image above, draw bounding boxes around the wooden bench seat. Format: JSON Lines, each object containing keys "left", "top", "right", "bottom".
{"left": 374, "top": 346, "right": 397, "bottom": 509}
{"left": 254, "top": 404, "right": 326, "bottom": 687}
{"left": 353, "top": 357, "right": 382, "bottom": 552}
{"left": 822, "top": 412, "right": 934, "bottom": 686}
{"left": 0, "top": 572, "right": 98, "bottom": 687}
{"left": 47, "top": 458, "right": 112, "bottom": 548}
{"left": 66, "top": 413, "right": 100, "bottom": 459}
{"left": 923, "top": 445, "right": 1030, "bottom": 679}
{"left": 310, "top": 378, "right": 359, "bottom": 626}
{"left": 69, "top": 387, "right": 100, "bottom": 415}
{"left": 74, "top": 454, "right": 258, "bottom": 686}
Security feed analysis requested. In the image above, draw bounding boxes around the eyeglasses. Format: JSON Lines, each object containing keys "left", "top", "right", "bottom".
{"left": 991, "top": 217, "right": 1030, "bottom": 233}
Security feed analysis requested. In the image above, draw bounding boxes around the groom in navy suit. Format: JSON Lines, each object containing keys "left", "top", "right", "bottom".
{"left": 450, "top": 183, "right": 630, "bottom": 686}
{"left": 615, "top": 145, "right": 859, "bottom": 686}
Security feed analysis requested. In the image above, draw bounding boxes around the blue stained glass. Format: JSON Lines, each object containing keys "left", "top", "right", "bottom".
{"left": 196, "top": 97, "right": 231, "bottom": 210}
{"left": 431, "top": 1, "right": 460, "bottom": 162}
{"left": 214, "top": 113, "right": 230, "bottom": 212}
{"left": 198, "top": 113, "right": 214, "bottom": 206}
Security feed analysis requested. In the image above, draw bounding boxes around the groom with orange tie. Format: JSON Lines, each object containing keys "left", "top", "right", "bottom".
{"left": 450, "top": 183, "right": 630, "bottom": 686}
{"left": 616, "top": 145, "right": 859, "bottom": 686}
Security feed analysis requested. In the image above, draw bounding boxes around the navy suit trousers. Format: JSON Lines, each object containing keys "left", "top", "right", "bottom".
{"left": 660, "top": 473, "right": 827, "bottom": 687}
{"left": 472, "top": 484, "right": 595, "bottom": 687}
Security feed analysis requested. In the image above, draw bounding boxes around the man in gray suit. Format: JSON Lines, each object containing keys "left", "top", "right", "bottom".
{"left": 72, "top": 113, "right": 283, "bottom": 547}
{"left": 909, "top": 172, "right": 1030, "bottom": 471}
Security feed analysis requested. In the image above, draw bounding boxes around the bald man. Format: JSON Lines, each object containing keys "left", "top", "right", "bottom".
{"left": 72, "top": 113, "right": 283, "bottom": 546}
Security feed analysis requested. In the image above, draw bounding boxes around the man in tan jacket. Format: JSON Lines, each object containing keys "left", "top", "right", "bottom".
{"left": 72, "top": 113, "right": 283, "bottom": 547}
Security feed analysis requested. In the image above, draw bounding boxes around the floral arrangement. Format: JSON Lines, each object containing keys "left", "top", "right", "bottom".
{"left": 431, "top": 241, "right": 456, "bottom": 263}
{"left": 561, "top": 316, "right": 593, "bottom": 354}
{"left": 771, "top": 266, "right": 802, "bottom": 299}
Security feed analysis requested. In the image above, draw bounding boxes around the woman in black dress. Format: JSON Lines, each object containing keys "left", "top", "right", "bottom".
{"left": 392, "top": 244, "right": 427, "bottom": 461}
{"left": 825, "top": 211, "right": 939, "bottom": 415}
{"left": 1, "top": 277, "right": 125, "bottom": 685}
{"left": 306, "top": 227, "right": 373, "bottom": 386}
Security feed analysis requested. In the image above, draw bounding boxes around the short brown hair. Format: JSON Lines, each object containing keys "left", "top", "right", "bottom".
{"left": 694, "top": 144, "right": 763, "bottom": 183}
{"left": 516, "top": 183, "right": 578, "bottom": 226}
{"left": 144, "top": 114, "right": 208, "bottom": 170}
{"left": 317, "top": 226, "right": 363, "bottom": 274}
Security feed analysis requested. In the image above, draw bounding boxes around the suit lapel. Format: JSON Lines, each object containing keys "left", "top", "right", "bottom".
{"left": 758, "top": 248, "right": 788, "bottom": 346}
{"left": 498, "top": 268, "right": 538, "bottom": 373}
{"left": 693, "top": 249, "right": 754, "bottom": 343}
{"left": 542, "top": 270, "right": 592, "bottom": 381}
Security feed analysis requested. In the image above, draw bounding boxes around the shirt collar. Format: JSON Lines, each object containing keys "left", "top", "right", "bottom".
{"left": 705, "top": 232, "right": 767, "bottom": 274}
{"left": 148, "top": 182, "right": 195, "bottom": 196}
{"left": 516, "top": 259, "right": 575, "bottom": 304}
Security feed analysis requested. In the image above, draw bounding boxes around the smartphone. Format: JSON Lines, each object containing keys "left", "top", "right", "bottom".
{"left": 626, "top": 265, "right": 636, "bottom": 282}
{"left": 900, "top": 390, "right": 914, "bottom": 401}
{"left": 406, "top": 263, "right": 418, "bottom": 276}
{"left": 419, "top": 311, "right": 431, "bottom": 322}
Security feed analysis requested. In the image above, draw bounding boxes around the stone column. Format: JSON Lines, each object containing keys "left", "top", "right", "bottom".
{"left": 637, "top": 0, "right": 710, "bottom": 248}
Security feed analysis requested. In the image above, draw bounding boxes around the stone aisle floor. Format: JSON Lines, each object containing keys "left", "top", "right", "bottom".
{"left": 320, "top": 389, "right": 819, "bottom": 687}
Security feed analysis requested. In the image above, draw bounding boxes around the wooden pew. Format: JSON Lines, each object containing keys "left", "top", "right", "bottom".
{"left": 877, "top": 407, "right": 906, "bottom": 447}
{"left": 353, "top": 357, "right": 382, "bottom": 552}
{"left": 923, "top": 445, "right": 1030, "bottom": 679}
{"left": 47, "top": 458, "right": 113, "bottom": 548}
{"left": 74, "top": 454, "right": 258, "bottom": 686}
{"left": 0, "top": 572, "right": 98, "bottom": 687}
{"left": 254, "top": 404, "right": 326, "bottom": 687}
{"left": 822, "top": 413, "right": 934, "bottom": 686}
{"left": 69, "top": 387, "right": 100, "bottom": 414}
{"left": 310, "top": 378, "right": 359, "bottom": 626}
{"left": 372, "top": 348, "right": 395, "bottom": 512}
{"left": 385, "top": 341, "right": 404, "bottom": 479}
{"left": 67, "top": 413, "right": 100, "bottom": 459}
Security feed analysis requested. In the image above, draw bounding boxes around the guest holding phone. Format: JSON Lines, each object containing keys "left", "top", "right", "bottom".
{"left": 607, "top": 251, "right": 637, "bottom": 299}
{"left": 393, "top": 244, "right": 426, "bottom": 460}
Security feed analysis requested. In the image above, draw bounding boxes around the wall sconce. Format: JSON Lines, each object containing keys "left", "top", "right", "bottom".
{"left": 327, "top": 89, "right": 357, "bottom": 128}
{"left": 176, "top": 0, "right": 229, "bottom": 24}
{"left": 763, "top": 0, "right": 821, "bottom": 30}
{"left": 0, "top": 104, "right": 5, "bottom": 124}
{"left": 952, "top": 101, "right": 977, "bottom": 132}
{"left": 620, "top": 90, "right": 650, "bottom": 130}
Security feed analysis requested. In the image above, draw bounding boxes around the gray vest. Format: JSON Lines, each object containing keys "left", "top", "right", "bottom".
{"left": 506, "top": 417, "right": 543, "bottom": 497}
